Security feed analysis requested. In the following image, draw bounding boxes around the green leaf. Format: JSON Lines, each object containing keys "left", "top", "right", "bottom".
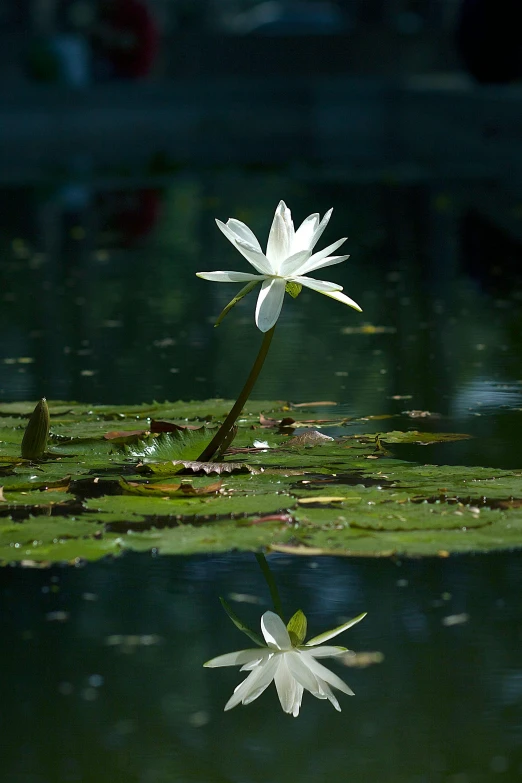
{"left": 219, "top": 597, "right": 265, "bottom": 646}
{"left": 287, "top": 609, "right": 307, "bottom": 646}
{"left": 379, "top": 431, "right": 472, "bottom": 445}
{"left": 118, "top": 477, "right": 222, "bottom": 498}
{"left": 84, "top": 492, "right": 296, "bottom": 521}
{"left": 127, "top": 431, "right": 213, "bottom": 463}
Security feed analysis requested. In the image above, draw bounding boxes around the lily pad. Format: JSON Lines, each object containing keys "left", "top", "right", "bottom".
{"left": 377, "top": 431, "right": 473, "bottom": 445}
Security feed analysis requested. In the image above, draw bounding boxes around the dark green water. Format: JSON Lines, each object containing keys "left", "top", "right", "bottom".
{"left": 1, "top": 552, "right": 522, "bottom": 783}
{"left": 1, "top": 170, "right": 522, "bottom": 781}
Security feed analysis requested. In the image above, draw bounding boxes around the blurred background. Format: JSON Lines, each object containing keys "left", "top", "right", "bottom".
{"left": 1, "top": 0, "right": 463, "bottom": 87}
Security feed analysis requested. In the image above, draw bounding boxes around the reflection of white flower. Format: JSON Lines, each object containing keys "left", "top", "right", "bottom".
{"left": 197, "top": 201, "right": 361, "bottom": 332}
{"left": 204, "top": 609, "right": 366, "bottom": 716}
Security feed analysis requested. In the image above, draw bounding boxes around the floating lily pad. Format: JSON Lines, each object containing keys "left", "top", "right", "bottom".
{"left": 127, "top": 431, "right": 216, "bottom": 462}
{"left": 377, "top": 431, "right": 472, "bottom": 445}
{"left": 0, "top": 489, "right": 75, "bottom": 508}
{"left": 118, "top": 477, "right": 223, "bottom": 498}
{"left": 84, "top": 491, "right": 297, "bottom": 523}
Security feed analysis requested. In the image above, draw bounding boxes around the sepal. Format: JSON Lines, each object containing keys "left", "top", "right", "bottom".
{"left": 285, "top": 281, "right": 302, "bottom": 299}
{"left": 214, "top": 281, "right": 259, "bottom": 327}
{"left": 220, "top": 597, "right": 265, "bottom": 647}
{"left": 286, "top": 609, "right": 307, "bottom": 646}
{"left": 305, "top": 612, "right": 367, "bottom": 646}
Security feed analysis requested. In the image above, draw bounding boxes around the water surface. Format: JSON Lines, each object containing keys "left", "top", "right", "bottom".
{"left": 1, "top": 551, "right": 522, "bottom": 783}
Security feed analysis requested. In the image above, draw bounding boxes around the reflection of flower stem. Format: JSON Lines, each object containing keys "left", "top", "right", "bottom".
{"left": 196, "top": 326, "right": 276, "bottom": 462}
{"left": 256, "top": 552, "right": 284, "bottom": 620}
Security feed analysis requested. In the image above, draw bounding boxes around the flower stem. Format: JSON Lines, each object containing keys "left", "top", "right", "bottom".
{"left": 255, "top": 553, "right": 284, "bottom": 620}
{"left": 196, "top": 326, "right": 276, "bottom": 462}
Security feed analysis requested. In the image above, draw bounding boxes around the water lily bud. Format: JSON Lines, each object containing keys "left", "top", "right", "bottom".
{"left": 21, "top": 398, "right": 50, "bottom": 460}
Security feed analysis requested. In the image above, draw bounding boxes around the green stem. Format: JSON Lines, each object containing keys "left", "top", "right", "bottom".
{"left": 255, "top": 553, "right": 284, "bottom": 620}
{"left": 196, "top": 325, "right": 276, "bottom": 462}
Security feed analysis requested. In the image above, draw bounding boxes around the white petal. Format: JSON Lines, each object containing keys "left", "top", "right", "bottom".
{"left": 302, "top": 237, "right": 348, "bottom": 274}
{"left": 241, "top": 655, "right": 280, "bottom": 705}
{"left": 300, "top": 652, "right": 354, "bottom": 696}
{"left": 240, "top": 660, "right": 265, "bottom": 671}
{"left": 294, "top": 254, "right": 349, "bottom": 277}
{"left": 266, "top": 201, "right": 293, "bottom": 265}
{"left": 292, "top": 213, "right": 319, "bottom": 252}
{"left": 234, "top": 238, "right": 274, "bottom": 275}
{"left": 318, "top": 289, "right": 362, "bottom": 312}
{"left": 216, "top": 219, "right": 272, "bottom": 274}
{"left": 315, "top": 679, "right": 342, "bottom": 711}
{"left": 196, "top": 271, "right": 264, "bottom": 283}
{"left": 255, "top": 278, "right": 286, "bottom": 333}
{"left": 305, "top": 613, "right": 367, "bottom": 645}
{"left": 303, "top": 645, "right": 348, "bottom": 658}
{"left": 294, "top": 276, "right": 343, "bottom": 293}
{"left": 261, "top": 611, "right": 292, "bottom": 650}
{"left": 224, "top": 659, "right": 274, "bottom": 711}
{"left": 285, "top": 651, "right": 324, "bottom": 697}
{"left": 277, "top": 249, "right": 311, "bottom": 277}
{"left": 204, "top": 648, "right": 270, "bottom": 668}
{"left": 311, "top": 208, "right": 333, "bottom": 248}
{"left": 292, "top": 683, "right": 304, "bottom": 717}
{"left": 274, "top": 656, "right": 299, "bottom": 714}
{"left": 226, "top": 218, "right": 262, "bottom": 251}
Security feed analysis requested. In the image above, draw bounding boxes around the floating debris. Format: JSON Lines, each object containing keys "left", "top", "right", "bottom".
{"left": 342, "top": 651, "right": 385, "bottom": 668}
{"left": 442, "top": 613, "right": 470, "bottom": 627}
{"left": 105, "top": 634, "right": 162, "bottom": 650}
{"left": 46, "top": 611, "right": 70, "bottom": 622}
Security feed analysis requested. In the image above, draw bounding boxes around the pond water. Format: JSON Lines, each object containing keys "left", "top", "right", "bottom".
{"left": 1, "top": 552, "right": 522, "bottom": 783}
{"left": 1, "top": 169, "right": 522, "bottom": 782}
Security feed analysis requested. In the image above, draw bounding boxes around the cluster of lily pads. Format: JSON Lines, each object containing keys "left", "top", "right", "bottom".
{"left": 1, "top": 396, "right": 522, "bottom": 565}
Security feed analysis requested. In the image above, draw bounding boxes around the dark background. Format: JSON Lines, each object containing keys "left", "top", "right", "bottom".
{"left": 1, "top": 0, "right": 521, "bottom": 177}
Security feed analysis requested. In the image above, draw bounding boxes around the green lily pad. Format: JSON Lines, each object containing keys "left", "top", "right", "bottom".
{"left": 84, "top": 491, "right": 297, "bottom": 524}
{"left": 127, "top": 431, "right": 216, "bottom": 462}
{"left": 377, "top": 431, "right": 473, "bottom": 445}
{"left": 0, "top": 489, "right": 75, "bottom": 509}
{"left": 117, "top": 477, "right": 223, "bottom": 497}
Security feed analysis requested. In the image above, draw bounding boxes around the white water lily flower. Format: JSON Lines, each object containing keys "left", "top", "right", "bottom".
{"left": 197, "top": 201, "right": 362, "bottom": 332}
{"left": 204, "top": 609, "right": 366, "bottom": 717}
